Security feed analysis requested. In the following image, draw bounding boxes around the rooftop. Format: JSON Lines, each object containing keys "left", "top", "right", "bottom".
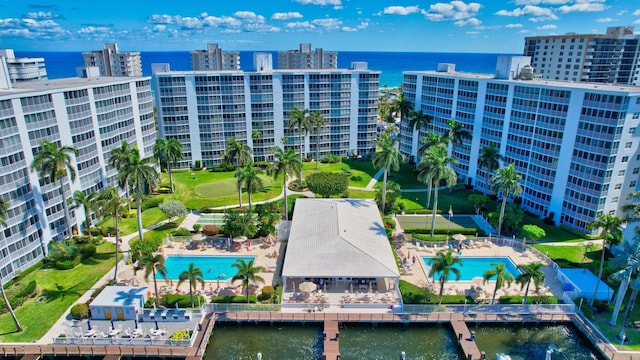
{"left": 0, "top": 76, "right": 150, "bottom": 96}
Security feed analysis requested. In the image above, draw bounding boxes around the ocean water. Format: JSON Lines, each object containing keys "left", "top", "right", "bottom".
{"left": 15, "top": 51, "right": 512, "bottom": 88}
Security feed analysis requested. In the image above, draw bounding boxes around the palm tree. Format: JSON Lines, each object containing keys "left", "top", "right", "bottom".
{"left": 309, "top": 111, "right": 327, "bottom": 170}
{"left": 609, "top": 239, "right": 640, "bottom": 326}
{"left": 408, "top": 109, "right": 432, "bottom": 134}
{"left": 427, "top": 251, "right": 462, "bottom": 305}
{"left": 231, "top": 258, "right": 266, "bottom": 303}
{"left": 417, "top": 131, "right": 447, "bottom": 158}
{"left": 71, "top": 190, "right": 99, "bottom": 241}
{"left": 108, "top": 141, "right": 133, "bottom": 211}
{"left": 224, "top": 137, "right": 253, "bottom": 208}
{"left": 618, "top": 278, "right": 640, "bottom": 343}
{"left": 622, "top": 191, "right": 640, "bottom": 221}
{"left": 490, "top": 163, "right": 523, "bottom": 237}
{"left": 0, "top": 199, "right": 22, "bottom": 332}
{"left": 268, "top": 147, "right": 302, "bottom": 220}
{"left": 153, "top": 138, "right": 184, "bottom": 193}
{"left": 393, "top": 94, "right": 412, "bottom": 124}
{"left": 477, "top": 144, "right": 503, "bottom": 196}
{"left": 587, "top": 213, "right": 624, "bottom": 306}
{"left": 99, "top": 187, "right": 129, "bottom": 282}
{"left": 483, "top": 262, "right": 515, "bottom": 305}
{"left": 252, "top": 129, "right": 262, "bottom": 142}
{"left": 239, "top": 161, "right": 264, "bottom": 213}
{"left": 447, "top": 119, "right": 471, "bottom": 157}
{"left": 142, "top": 252, "right": 169, "bottom": 307}
{"left": 30, "top": 140, "right": 79, "bottom": 238}
{"left": 417, "top": 144, "right": 457, "bottom": 238}
{"left": 372, "top": 132, "right": 404, "bottom": 214}
{"left": 378, "top": 102, "right": 396, "bottom": 124}
{"left": 119, "top": 146, "right": 159, "bottom": 243}
{"left": 288, "top": 107, "right": 312, "bottom": 183}
{"left": 515, "top": 263, "right": 545, "bottom": 305}
{"left": 177, "top": 263, "right": 205, "bottom": 307}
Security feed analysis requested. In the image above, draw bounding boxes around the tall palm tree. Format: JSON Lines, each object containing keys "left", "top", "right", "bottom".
{"left": 288, "top": 107, "right": 312, "bottom": 183}
{"left": 378, "top": 102, "right": 396, "bottom": 124}
{"left": 622, "top": 191, "right": 640, "bottom": 220}
{"left": 224, "top": 137, "right": 253, "bottom": 208}
{"left": 372, "top": 132, "right": 404, "bottom": 214}
{"left": 446, "top": 119, "right": 471, "bottom": 157}
{"left": 108, "top": 141, "right": 133, "bottom": 211}
{"left": 142, "top": 252, "right": 168, "bottom": 307}
{"left": 153, "top": 138, "right": 184, "bottom": 193}
{"left": 268, "top": 147, "right": 302, "bottom": 220}
{"left": 309, "top": 111, "right": 327, "bottom": 170}
{"left": 483, "top": 262, "right": 515, "bottom": 305}
{"left": 231, "top": 258, "right": 266, "bottom": 303}
{"left": 71, "top": 190, "right": 99, "bottom": 241}
{"left": 239, "top": 161, "right": 264, "bottom": 213}
{"left": 0, "top": 199, "right": 22, "bottom": 332}
{"left": 393, "top": 94, "right": 412, "bottom": 124}
{"left": 178, "top": 262, "right": 205, "bottom": 307}
{"left": 477, "top": 144, "right": 503, "bottom": 196}
{"left": 252, "top": 129, "right": 262, "bottom": 142}
{"left": 99, "top": 187, "right": 129, "bottom": 282}
{"left": 515, "top": 263, "right": 545, "bottom": 305}
{"left": 417, "top": 144, "right": 457, "bottom": 238}
{"left": 618, "top": 278, "right": 640, "bottom": 343}
{"left": 427, "top": 251, "right": 462, "bottom": 305}
{"left": 417, "top": 131, "right": 448, "bottom": 207}
{"left": 408, "top": 109, "right": 432, "bottom": 134}
{"left": 490, "top": 163, "right": 523, "bottom": 237}
{"left": 30, "top": 140, "right": 79, "bottom": 238}
{"left": 609, "top": 239, "right": 640, "bottom": 326}
{"left": 587, "top": 213, "right": 624, "bottom": 306}
{"left": 118, "top": 146, "right": 159, "bottom": 244}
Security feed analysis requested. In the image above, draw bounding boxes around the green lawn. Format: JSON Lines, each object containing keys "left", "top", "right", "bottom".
{"left": 97, "top": 207, "right": 168, "bottom": 236}
{"left": 301, "top": 160, "right": 373, "bottom": 188}
{"left": 400, "top": 188, "right": 488, "bottom": 214}
{"left": 128, "top": 216, "right": 186, "bottom": 243}
{"left": 0, "top": 242, "right": 117, "bottom": 342}
{"left": 592, "top": 308, "right": 640, "bottom": 351}
{"left": 396, "top": 214, "right": 478, "bottom": 230}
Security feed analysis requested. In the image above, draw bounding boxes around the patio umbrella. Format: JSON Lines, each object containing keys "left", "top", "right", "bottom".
{"left": 452, "top": 233, "right": 467, "bottom": 241}
{"left": 155, "top": 320, "right": 159, "bottom": 331}
{"left": 87, "top": 320, "right": 92, "bottom": 331}
{"left": 299, "top": 281, "right": 317, "bottom": 293}
{"left": 110, "top": 319, "right": 115, "bottom": 330}
{"left": 233, "top": 236, "right": 248, "bottom": 243}
{"left": 349, "top": 283, "right": 354, "bottom": 293}
{"left": 219, "top": 287, "right": 237, "bottom": 296}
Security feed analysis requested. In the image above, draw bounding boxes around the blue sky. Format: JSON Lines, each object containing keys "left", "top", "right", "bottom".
{"left": 0, "top": 0, "right": 638, "bottom": 53}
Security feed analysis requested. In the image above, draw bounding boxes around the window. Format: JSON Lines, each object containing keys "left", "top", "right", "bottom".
{"left": 633, "top": 113, "right": 640, "bottom": 119}
{"left": 618, "top": 170, "right": 626, "bottom": 176}
{"left": 633, "top": 167, "right": 639, "bottom": 174}
{"left": 626, "top": 142, "right": 633, "bottom": 149}
{"left": 614, "top": 183, "right": 622, "bottom": 190}
{"left": 631, "top": 181, "right": 637, "bottom": 188}
{"left": 612, "top": 197, "right": 619, "bottom": 203}
{"left": 630, "top": 127, "right": 636, "bottom": 135}
{"left": 622, "top": 156, "right": 629, "bottom": 163}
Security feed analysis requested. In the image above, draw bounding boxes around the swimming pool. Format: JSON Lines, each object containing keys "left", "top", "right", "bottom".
{"left": 162, "top": 255, "right": 255, "bottom": 281}
{"left": 422, "top": 256, "right": 520, "bottom": 281}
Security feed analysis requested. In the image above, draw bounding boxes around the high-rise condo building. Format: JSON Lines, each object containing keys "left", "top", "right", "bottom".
{"left": 278, "top": 43, "right": 338, "bottom": 70}
{"left": 400, "top": 56, "right": 640, "bottom": 233}
{"left": 0, "top": 71, "right": 156, "bottom": 281}
{"left": 191, "top": 43, "right": 241, "bottom": 71}
{"left": 153, "top": 62, "right": 379, "bottom": 168}
{"left": 82, "top": 43, "right": 143, "bottom": 77}
{"left": 524, "top": 26, "right": 640, "bottom": 85}
{"left": 0, "top": 49, "right": 47, "bottom": 82}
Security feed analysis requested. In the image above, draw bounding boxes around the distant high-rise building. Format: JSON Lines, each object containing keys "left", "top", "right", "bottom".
{"left": 0, "top": 49, "right": 47, "bottom": 82}
{"left": 278, "top": 43, "right": 338, "bottom": 69}
{"left": 524, "top": 26, "right": 640, "bottom": 85}
{"left": 82, "top": 43, "right": 142, "bottom": 77}
{"left": 191, "top": 43, "right": 240, "bottom": 71}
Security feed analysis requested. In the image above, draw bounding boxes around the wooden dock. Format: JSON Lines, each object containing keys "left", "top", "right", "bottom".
{"left": 450, "top": 314, "right": 482, "bottom": 360}
{"left": 322, "top": 314, "right": 340, "bottom": 360}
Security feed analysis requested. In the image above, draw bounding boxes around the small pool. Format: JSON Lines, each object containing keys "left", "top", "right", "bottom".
{"left": 422, "top": 256, "right": 520, "bottom": 281}
{"left": 163, "top": 255, "right": 255, "bottom": 281}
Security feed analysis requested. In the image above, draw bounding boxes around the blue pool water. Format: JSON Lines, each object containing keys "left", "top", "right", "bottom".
{"left": 422, "top": 256, "right": 520, "bottom": 281}
{"left": 162, "top": 255, "right": 255, "bottom": 281}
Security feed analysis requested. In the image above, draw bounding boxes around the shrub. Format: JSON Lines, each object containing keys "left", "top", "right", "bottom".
{"left": 79, "top": 244, "right": 97, "bottom": 258}
{"left": 194, "top": 160, "right": 202, "bottom": 169}
{"left": 55, "top": 255, "right": 82, "bottom": 270}
{"left": 70, "top": 303, "right": 90, "bottom": 319}
{"left": 498, "top": 295, "right": 558, "bottom": 304}
{"left": 255, "top": 161, "right": 270, "bottom": 169}
{"left": 160, "top": 200, "right": 188, "bottom": 220}
{"left": 211, "top": 295, "right": 258, "bottom": 303}
{"left": 576, "top": 297, "right": 593, "bottom": 319}
{"left": 141, "top": 196, "right": 163, "bottom": 211}
{"left": 258, "top": 286, "right": 275, "bottom": 301}
{"left": 399, "top": 280, "right": 434, "bottom": 304}
{"left": 163, "top": 294, "right": 205, "bottom": 308}
{"left": 170, "top": 329, "right": 193, "bottom": 340}
{"left": 383, "top": 216, "right": 397, "bottom": 230}
{"left": 193, "top": 224, "right": 201, "bottom": 232}
{"left": 306, "top": 172, "right": 349, "bottom": 198}
{"left": 173, "top": 227, "right": 191, "bottom": 237}
{"left": 202, "top": 225, "right": 219, "bottom": 236}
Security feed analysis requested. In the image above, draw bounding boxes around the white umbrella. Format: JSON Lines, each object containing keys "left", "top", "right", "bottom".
{"left": 452, "top": 233, "right": 467, "bottom": 241}
{"left": 299, "top": 281, "right": 317, "bottom": 293}
{"left": 233, "top": 236, "right": 248, "bottom": 243}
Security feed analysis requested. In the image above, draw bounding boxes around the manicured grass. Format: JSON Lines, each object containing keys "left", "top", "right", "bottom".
{"left": 194, "top": 174, "right": 273, "bottom": 198}
{"left": 301, "top": 160, "right": 373, "bottom": 188}
{"left": 397, "top": 215, "right": 478, "bottom": 230}
{"left": 592, "top": 307, "right": 640, "bottom": 351}
{"left": 128, "top": 216, "right": 186, "bottom": 243}
{"left": 346, "top": 189, "right": 376, "bottom": 198}
{"left": 387, "top": 164, "right": 425, "bottom": 189}
{"left": 0, "top": 242, "right": 117, "bottom": 342}
{"left": 97, "top": 207, "right": 168, "bottom": 236}
{"left": 400, "top": 188, "right": 489, "bottom": 214}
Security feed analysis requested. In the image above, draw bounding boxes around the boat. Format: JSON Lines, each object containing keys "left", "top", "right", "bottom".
{"left": 496, "top": 354, "right": 512, "bottom": 360}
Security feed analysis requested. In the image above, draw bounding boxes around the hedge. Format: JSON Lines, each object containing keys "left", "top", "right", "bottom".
{"left": 141, "top": 197, "right": 163, "bottom": 211}
{"left": 498, "top": 295, "right": 558, "bottom": 304}
{"left": 55, "top": 255, "right": 82, "bottom": 270}
{"left": 211, "top": 295, "right": 258, "bottom": 303}
{"left": 163, "top": 294, "right": 205, "bottom": 308}
{"left": 70, "top": 303, "right": 90, "bottom": 319}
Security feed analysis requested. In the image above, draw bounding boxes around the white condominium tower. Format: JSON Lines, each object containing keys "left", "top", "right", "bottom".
{"left": 153, "top": 62, "right": 379, "bottom": 168}
{"left": 524, "top": 26, "right": 640, "bottom": 85}
{"left": 0, "top": 73, "right": 156, "bottom": 280}
{"left": 0, "top": 49, "right": 47, "bottom": 82}
{"left": 191, "top": 43, "right": 241, "bottom": 71}
{"left": 82, "top": 43, "right": 143, "bottom": 77}
{"left": 278, "top": 43, "right": 338, "bottom": 70}
{"left": 400, "top": 56, "right": 640, "bottom": 232}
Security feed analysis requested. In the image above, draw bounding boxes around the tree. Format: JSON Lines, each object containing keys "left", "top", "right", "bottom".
{"left": 417, "top": 144, "right": 457, "bottom": 238}
{"left": 408, "top": 109, "right": 432, "bottom": 134}
{"left": 372, "top": 132, "right": 404, "bottom": 214}
{"left": 223, "top": 137, "right": 253, "bottom": 208}
{"left": 30, "top": 140, "right": 79, "bottom": 238}
{"left": 309, "top": 111, "right": 327, "bottom": 170}
{"left": 224, "top": 211, "right": 257, "bottom": 239}
{"left": 378, "top": 102, "right": 396, "bottom": 124}
{"left": 159, "top": 200, "right": 188, "bottom": 221}
{"left": 490, "top": 163, "right": 523, "bottom": 237}
{"left": 587, "top": 213, "right": 624, "bottom": 306}
{"left": 71, "top": 190, "right": 99, "bottom": 241}
{"left": 239, "top": 161, "right": 264, "bottom": 213}
{"left": 231, "top": 258, "right": 266, "bottom": 303}
{"left": 288, "top": 107, "right": 312, "bottom": 182}
{"left": 609, "top": 238, "right": 640, "bottom": 326}
{"left": 99, "top": 187, "right": 129, "bottom": 282}
{"left": 178, "top": 262, "right": 205, "bottom": 307}
{"left": 501, "top": 203, "right": 524, "bottom": 234}
{"left": 477, "top": 144, "right": 503, "bottom": 196}
{"left": 417, "top": 131, "right": 448, "bottom": 207}
{"left": 447, "top": 118, "right": 471, "bottom": 157}
{"left": 268, "top": 147, "right": 301, "bottom": 221}
{"left": 618, "top": 278, "right": 640, "bottom": 343}
{"left": 108, "top": 141, "right": 133, "bottom": 211}
{"left": 467, "top": 194, "right": 489, "bottom": 215}
{"left": 153, "top": 138, "right": 183, "bottom": 193}
{"left": 393, "top": 94, "right": 412, "bottom": 125}
{"left": 522, "top": 224, "right": 546, "bottom": 245}
{"left": 252, "top": 129, "right": 262, "bottom": 142}
{"left": 375, "top": 181, "right": 401, "bottom": 215}
{"left": 515, "top": 263, "right": 545, "bottom": 305}
{"left": 427, "top": 251, "right": 462, "bottom": 305}
{"left": 142, "top": 252, "right": 168, "bottom": 307}
{"left": 306, "top": 172, "right": 349, "bottom": 198}
{"left": 0, "top": 199, "right": 22, "bottom": 332}
{"left": 483, "top": 262, "right": 514, "bottom": 305}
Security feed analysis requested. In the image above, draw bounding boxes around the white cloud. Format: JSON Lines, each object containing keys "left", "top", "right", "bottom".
{"left": 617, "top": 10, "right": 627, "bottom": 16}
{"left": 514, "top": 0, "right": 569, "bottom": 4}
{"left": 148, "top": 14, "right": 175, "bottom": 24}
{"left": 312, "top": 18, "right": 342, "bottom": 30}
{"left": 596, "top": 17, "right": 613, "bottom": 22}
{"left": 505, "top": 23, "right": 523, "bottom": 28}
{"left": 25, "top": 11, "right": 56, "bottom": 20}
{"left": 286, "top": 21, "right": 315, "bottom": 30}
{"left": 201, "top": 15, "right": 241, "bottom": 28}
{"left": 244, "top": 23, "right": 280, "bottom": 32}
{"left": 557, "top": 2, "right": 608, "bottom": 14}
{"left": 422, "top": 1, "right": 482, "bottom": 21}
{"left": 466, "top": 31, "right": 480, "bottom": 34}
{"left": 635, "top": 19, "right": 640, "bottom": 25}
{"left": 153, "top": 24, "right": 166, "bottom": 32}
{"left": 271, "top": 12, "right": 303, "bottom": 20}
{"left": 293, "top": 0, "right": 341, "bottom": 6}
{"left": 233, "top": 11, "right": 265, "bottom": 23}
{"left": 454, "top": 18, "right": 481, "bottom": 26}
{"left": 519, "top": 29, "right": 530, "bottom": 33}
{"left": 382, "top": 6, "right": 421, "bottom": 16}
{"left": 358, "top": 21, "right": 369, "bottom": 29}
{"left": 633, "top": 9, "right": 640, "bottom": 16}
{"left": 77, "top": 26, "right": 111, "bottom": 34}
{"left": 537, "top": 24, "right": 557, "bottom": 30}
{"left": 341, "top": 26, "right": 357, "bottom": 32}
{"left": 495, "top": 5, "right": 558, "bottom": 22}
